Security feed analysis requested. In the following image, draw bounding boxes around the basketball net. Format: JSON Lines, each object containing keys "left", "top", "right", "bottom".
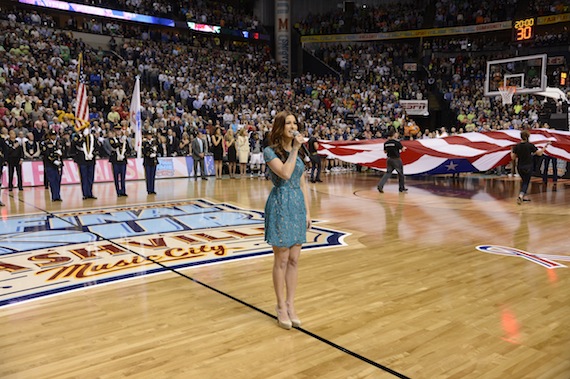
{"left": 498, "top": 85, "right": 516, "bottom": 105}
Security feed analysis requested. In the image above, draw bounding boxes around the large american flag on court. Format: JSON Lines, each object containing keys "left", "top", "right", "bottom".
{"left": 74, "top": 53, "right": 89, "bottom": 131}
{"left": 318, "top": 129, "right": 570, "bottom": 175}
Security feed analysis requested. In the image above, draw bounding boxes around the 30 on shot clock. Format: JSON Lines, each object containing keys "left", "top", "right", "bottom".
{"left": 513, "top": 18, "right": 535, "bottom": 42}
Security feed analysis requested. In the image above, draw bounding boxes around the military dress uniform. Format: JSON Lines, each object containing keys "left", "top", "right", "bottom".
{"left": 41, "top": 135, "right": 50, "bottom": 189}
{"left": 109, "top": 129, "right": 132, "bottom": 197}
{"left": 6, "top": 137, "right": 24, "bottom": 191}
{"left": 142, "top": 131, "right": 158, "bottom": 195}
{"left": 41, "top": 130, "right": 64, "bottom": 201}
{"left": 73, "top": 130, "right": 98, "bottom": 200}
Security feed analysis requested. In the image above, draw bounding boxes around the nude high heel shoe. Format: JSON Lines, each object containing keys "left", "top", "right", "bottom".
{"left": 275, "top": 306, "right": 292, "bottom": 330}
{"left": 287, "top": 304, "right": 301, "bottom": 328}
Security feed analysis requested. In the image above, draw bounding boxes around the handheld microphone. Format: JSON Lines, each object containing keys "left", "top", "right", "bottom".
{"left": 292, "top": 131, "right": 311, "bottom": 161}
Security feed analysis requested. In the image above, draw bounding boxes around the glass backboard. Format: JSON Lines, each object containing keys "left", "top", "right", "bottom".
{"left": 484, "top": 54, "right": 547, "bottom": 97}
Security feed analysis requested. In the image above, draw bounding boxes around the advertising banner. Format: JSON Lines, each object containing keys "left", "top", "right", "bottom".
{"left": 275, "top": 0, "right": 291, "bottom": 78}
{"left": 18, "top": 0, "right": 175, "bottom": 26}
{"left": 301, "top": 21, "right": 512, "bottom": 44}
{"left": 400, "top": 100, "right": 429, "bottom": 116}
{"left": 1, "top": 157, "right": 214, "bottom": 188}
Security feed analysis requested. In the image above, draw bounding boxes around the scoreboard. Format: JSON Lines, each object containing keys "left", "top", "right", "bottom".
{"left": 513, "top": 18, "right": 535, "bottom": 42}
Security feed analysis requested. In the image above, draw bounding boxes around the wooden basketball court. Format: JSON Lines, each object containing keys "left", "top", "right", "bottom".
{"left": 1, "top": 172, "right": 569, "bottom": 379}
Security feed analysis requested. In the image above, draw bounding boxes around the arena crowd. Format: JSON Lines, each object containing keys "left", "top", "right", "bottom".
{"left": 1, "top": 5, "right": 568, "bottom": 179}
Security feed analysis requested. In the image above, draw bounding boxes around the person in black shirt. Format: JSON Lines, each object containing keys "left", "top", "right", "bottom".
{"left": 511, "top": 130, "right": 549, "bottom": 204}
{"left": 24, "top": 132, "right": 41, "bottom": 160}
{"left": 307, "top": 130, "right": 322, "bottom": 183}
{"left": 541, "top": 125, "right": 558, "bottom": 187}
{"left": 377, "top": 128, "right": 408, "bottom": 193}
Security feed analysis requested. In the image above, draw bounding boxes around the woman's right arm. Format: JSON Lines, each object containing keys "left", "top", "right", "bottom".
{"left": 266, "top": 149, "right": 299, "bottom": 180}
{"left": 265, "top": 135, "right": 304, "bottom": 180}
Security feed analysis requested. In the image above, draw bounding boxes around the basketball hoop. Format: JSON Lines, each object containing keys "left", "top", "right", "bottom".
{"left": 498, "top": 86, "right": 516, "bottom": 105}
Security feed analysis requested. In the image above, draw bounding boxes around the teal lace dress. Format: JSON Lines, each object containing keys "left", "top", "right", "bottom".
{"left": 263, "top": 147, "right": 307, "bottom": 248}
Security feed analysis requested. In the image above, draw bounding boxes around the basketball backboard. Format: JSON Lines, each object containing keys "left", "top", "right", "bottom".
{"left": 484, "top": 54, "right": 547, "bottom": 97}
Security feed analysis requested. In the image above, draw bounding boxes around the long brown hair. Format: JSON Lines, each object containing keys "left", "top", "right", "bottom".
{"left": 269, "top": 111, "right": 306, "bottom": 162}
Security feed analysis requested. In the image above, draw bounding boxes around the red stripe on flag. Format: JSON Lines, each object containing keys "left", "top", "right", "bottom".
{"left": 317, "top": 129, "right": 570, "bottom": 175}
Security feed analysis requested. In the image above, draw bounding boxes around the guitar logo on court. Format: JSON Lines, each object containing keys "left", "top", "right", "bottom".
{"left": 476, "top": 245, "right": 569, "bottom": 269}
{"left": 0, "top": 199, "right": 349, "bottom": 307}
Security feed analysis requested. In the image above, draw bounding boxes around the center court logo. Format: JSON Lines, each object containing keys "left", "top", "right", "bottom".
{"left": 0, "top": 200, "right": 349, "bottom": 307}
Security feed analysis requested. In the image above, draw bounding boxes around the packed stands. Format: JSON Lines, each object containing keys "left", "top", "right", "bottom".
{"left": 1, "top": 3, "right": 568, "bottom": 169}
{"left": 296, "top": 1, "right": 427, "bottom": 35}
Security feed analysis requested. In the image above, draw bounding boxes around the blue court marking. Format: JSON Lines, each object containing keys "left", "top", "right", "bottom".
{"left": 0, "top": 230, "right": 99, "bottom": 255}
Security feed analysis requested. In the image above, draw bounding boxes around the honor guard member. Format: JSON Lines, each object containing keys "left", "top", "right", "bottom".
{"left": 0, "top": 135, "right": 6, "bottom": 206}
{"left": 41, "top": 129, "right": 64, "bottom": 202}
{"left": 109, "top": 125, "right": 131, "bottom": 197}
{"left": 41, "top": 133, "right": 50, "bottom": 189}
{"left": 6, "top": 130, "right": 24, "bottom": 191}
{"left": 73, "top": 127, "right": 98, "bottom": 200}
{"left": 142, "top": 129, "right": 158, "bottom": 195}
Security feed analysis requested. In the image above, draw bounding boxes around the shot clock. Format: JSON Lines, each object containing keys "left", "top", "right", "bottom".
{"left": 513, "top": 18, "right": 535, "bottom": 42}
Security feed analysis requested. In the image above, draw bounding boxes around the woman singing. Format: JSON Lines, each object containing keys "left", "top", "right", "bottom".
{"left": 263, "top": 111, "right": 311, "bottom": 329}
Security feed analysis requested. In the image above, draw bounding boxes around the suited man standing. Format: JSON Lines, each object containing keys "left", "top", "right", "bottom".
{"left": 166, "top": 128, "right": 179, "bottom": 156}
{"left": 73, "top": 127, "right": 98, "bottom": 200}
{"left": 191, "top": 130, "right": 208, "bottom": 180}
{"left": 142, "top": 129, "right": 158, "bottom": 195}
{"left": 109, "top": 125, "right": 131, "bottom": 197}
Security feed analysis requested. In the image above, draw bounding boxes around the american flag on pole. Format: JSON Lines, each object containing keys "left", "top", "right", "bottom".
{"left": 74, "top": 53, "right": 89, "bottom": 131}
{"left": 318, "top": 129, "right": 570, "bottom": 175}
{"left": 129, "top": 76, "right": 142, "bottom": 158}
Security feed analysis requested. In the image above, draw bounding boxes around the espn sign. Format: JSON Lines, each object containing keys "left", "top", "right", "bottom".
{"left": 400, "top": 100, "right": 429, "bottom": 116}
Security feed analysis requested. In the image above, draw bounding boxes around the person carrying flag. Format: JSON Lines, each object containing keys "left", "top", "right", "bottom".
{"left": 73, "top": 52, "right": 97, "bottom": 200}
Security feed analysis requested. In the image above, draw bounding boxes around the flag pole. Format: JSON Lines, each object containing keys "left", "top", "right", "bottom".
{"left": 74, "top": 52, "right": 89, "bottom": 132}
{"left": 130, "top": 76, "right": 142, "bottom": 159}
